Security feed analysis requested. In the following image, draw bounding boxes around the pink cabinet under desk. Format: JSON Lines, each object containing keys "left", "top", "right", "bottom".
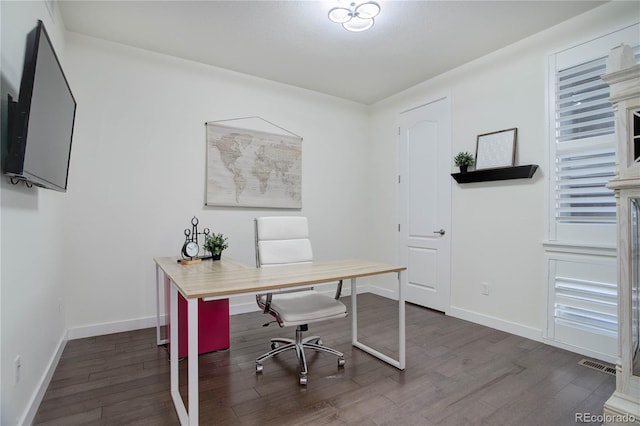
{"left": 164, "top": 283, "right": 230, "bottom": 358}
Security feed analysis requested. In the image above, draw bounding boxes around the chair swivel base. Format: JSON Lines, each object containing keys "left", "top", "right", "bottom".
{"left": 255, "top": 326, "right": 345, "bottom": 385}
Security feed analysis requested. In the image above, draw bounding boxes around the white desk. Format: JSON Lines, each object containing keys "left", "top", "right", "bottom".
{"left": 154, "top": 257, "right": 406, "bottom": 426}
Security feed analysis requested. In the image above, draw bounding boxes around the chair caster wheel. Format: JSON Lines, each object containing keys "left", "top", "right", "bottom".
{"left": 299, "top": 375, "right": 307, "bottom": 385}
{"left": 270, "top": 342, "right": 279, "bottom": 350}
{"left": 338, "top": 357, "right": 345, "bottom": 367}
{"left": 256, "top": 363, "right": 263, "bottom": 373}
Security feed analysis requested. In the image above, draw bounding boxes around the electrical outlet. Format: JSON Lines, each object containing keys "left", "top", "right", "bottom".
{"left": 15, "top": 355, "right": 22, "bottom": 384}
{"left": 481, "top": 282, "right": 490, "bottom": 296}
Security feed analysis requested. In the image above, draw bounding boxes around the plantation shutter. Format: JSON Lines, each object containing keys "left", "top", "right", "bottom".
{"left": 546, "top": 28, "right": 640, "bottom": 362}
{"left": 556, "top": 57, "right": 614, "bottom": 142}
{"left": 554, "top": 55, "right": 616, "bottom": 224}
{"left": 554, "top": 275, "right": 617, "bottom": 338}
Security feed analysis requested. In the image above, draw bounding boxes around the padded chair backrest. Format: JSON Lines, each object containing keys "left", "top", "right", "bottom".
{"left": 255, "top": 216, "right": 313, "bottom": 267}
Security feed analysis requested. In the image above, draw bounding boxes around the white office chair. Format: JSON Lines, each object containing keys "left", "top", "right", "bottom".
{"left": 254, "top": 216, "right": 347, "bottom": 385}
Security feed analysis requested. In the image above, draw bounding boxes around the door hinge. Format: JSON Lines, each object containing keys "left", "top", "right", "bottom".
{"left": 398, "top": 224, "right": 401, "bottom": 232}
{"left": 398, "top": 127, "right": 400, "bottom": 136}
{"left": 398, "top": 175, "right": 401, "bottom": 184}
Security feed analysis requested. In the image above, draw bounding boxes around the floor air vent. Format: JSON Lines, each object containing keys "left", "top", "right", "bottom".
{"left": 578, "top": 359, "right": 616, "bottom": 375}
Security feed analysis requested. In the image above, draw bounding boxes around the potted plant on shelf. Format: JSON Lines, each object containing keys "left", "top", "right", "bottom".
{"left": 203, "top": 232, "right": 229, "bottom": 260}
{"left": 454, "top": 151, "right": 475, "bottom": 173}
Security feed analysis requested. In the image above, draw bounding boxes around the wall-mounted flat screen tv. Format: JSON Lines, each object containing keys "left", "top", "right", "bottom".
{"left": 4, "top": 20, "right": 76, "bottom": 192}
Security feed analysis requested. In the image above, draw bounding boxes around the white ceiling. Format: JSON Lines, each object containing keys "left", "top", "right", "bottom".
{"left": 58, "top": 0, "right": 605, "bottom": 105}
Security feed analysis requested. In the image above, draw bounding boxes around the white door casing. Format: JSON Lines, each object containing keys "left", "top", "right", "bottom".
{"left": 398, "top": 97, "right": 452, "bottom": 312}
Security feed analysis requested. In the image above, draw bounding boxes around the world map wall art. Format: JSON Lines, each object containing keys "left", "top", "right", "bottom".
{"left": 205, "top": 123, "right": 302, "bottom": 208}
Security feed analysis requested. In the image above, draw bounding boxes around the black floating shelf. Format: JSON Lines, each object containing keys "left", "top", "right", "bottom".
{"left": 451, "top": 165, "right": 538, "bottom": 184}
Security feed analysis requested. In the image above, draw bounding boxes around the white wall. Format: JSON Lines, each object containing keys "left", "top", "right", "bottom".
{"left": 60, "top": 33, "right": 371, "bottom": 332}
{"left": 369, "top": 1, "right": 640, "bottom": 338}
{"left": 1, "top": 2, "right": 69, "bottom": 425}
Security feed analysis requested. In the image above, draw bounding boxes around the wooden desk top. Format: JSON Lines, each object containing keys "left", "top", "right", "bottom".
{"left": 154, "top": 257, "right": 406, "bottom": 299}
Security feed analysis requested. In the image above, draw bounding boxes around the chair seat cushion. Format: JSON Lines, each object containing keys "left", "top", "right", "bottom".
{"left": 259, "top": 290, "right": 347, "bottom": 327}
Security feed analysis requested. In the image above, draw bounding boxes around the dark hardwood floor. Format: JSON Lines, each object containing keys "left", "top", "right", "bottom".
{"left": 34, "top": 294, "right": 614, "bottom": 425}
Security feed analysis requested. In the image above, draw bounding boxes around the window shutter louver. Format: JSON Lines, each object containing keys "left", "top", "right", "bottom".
{"left": 554, "top": 276, "right": 618, "bottom": 338}
{"left": 556, "top": 57, "right": 614, "bottom": 142}
{"left": 555, "top": 148, "right": 616, "bottom": 223}
{"left": 554, "top": 55, "right": 616, "bottom": 224}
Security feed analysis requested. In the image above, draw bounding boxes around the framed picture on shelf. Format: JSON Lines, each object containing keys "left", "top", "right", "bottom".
{"left": 475, "top": 128, "right": 517, "bottom": 170}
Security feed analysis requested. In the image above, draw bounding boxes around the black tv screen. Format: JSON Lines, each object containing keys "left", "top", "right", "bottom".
{"left": 5, "top": 20, "right": 76, "bottom": 192}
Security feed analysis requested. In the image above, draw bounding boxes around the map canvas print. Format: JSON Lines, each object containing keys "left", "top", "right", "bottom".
{"left": 206, "top": 123, "right": 302, "bottom": 208}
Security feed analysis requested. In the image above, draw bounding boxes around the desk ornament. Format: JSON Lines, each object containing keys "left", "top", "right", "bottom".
{"left": 178, "top": 216, "right": 210, "bottom": 265}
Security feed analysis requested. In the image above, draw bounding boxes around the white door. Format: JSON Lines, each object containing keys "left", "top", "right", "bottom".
{"left": 398, "top": 97, "right": 451, "bottom": 312}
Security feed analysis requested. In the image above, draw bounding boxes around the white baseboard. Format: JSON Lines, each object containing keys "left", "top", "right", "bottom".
{"left": 541, "top": 337, "right": 617, "bottom": 364}
{"left": 447, "top": 305, "right": 616, "bottom": 363}
{"left": 448, "top": 305, "right": 542, "bottom": 342}
{"left": 436, "top": 303, "right": 603, "bottom": 360}
{"left": 364, "top": 284, "right": 397, "bottom": 300}
{"left": 66, "top": 315, "right": 161, "bottom": 340}
{"left": 21, "top": 333, "right": 67, "bottom": 426}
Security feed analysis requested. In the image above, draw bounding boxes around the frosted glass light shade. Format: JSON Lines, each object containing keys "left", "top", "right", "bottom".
{"left": 328, "top": 7, "right": 352, "bottom": 24}
{"left": 343, "top": 17, "right": 374, "bottom": 32}
{"left": 355, "top": 2, "right": 380, "bottom": 19}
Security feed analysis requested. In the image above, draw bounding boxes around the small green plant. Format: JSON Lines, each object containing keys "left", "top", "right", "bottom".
{"left": 454, "top": 151, "right": 475, "bottom": 167}
{"left": 204, "top": 233, "right": 229, "bottom": 256}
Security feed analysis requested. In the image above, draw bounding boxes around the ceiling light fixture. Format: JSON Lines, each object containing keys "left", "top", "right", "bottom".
{"left": 328, "top": 1, "right": 380, "bottom": 32}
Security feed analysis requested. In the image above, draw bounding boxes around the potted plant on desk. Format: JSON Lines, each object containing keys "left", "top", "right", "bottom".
{"left": 204, "top": 233, "right": 229, "bottom": 260}
{"left": 454, "top": 151, "right": 475, "bottom": 173}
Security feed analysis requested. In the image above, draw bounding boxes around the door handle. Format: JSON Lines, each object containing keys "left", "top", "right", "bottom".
{"left": 433, "top": 229, "right": 446, "bottom": 236}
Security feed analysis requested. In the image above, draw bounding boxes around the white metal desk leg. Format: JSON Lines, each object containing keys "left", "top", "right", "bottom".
{"left": 350, "top": 274, "right": 405, "bottom": 370}
{"left": 156, "top": 266, "right": 162, "bottom": 345}
{"left": 398, "top": 270, "right": 406, "bottom": 370}
{"left": 187, "top": 297, "right": 199, "bottom": 426}
{"left": 351, "top": 278, "right": 358, "bottom": 344}
{"left": 170, "top": 283, "right": 188, "bottom": 424}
